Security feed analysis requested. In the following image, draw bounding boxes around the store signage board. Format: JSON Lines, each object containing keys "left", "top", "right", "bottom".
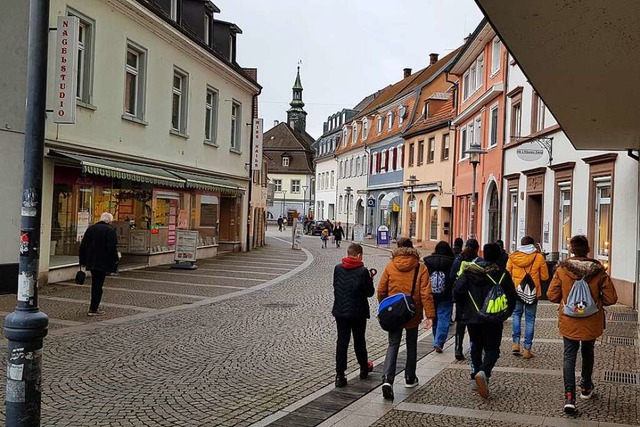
{"left": 174, "top": 230, "right": 198, "bottom": 262}
{"left": 54, "top": 16, "right": 79, "bottom": 124}
{"left": 353, "top": 224, "right": 364, "bottom": 242}
{"left": 252, "top": 118, "right": 264, "bottom": 170}
{"left": 516, "top": 141, "right": 545, "bottom": 162}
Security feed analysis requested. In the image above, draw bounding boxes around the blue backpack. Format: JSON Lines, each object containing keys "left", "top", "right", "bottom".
{"left": 378, "top": 267, "right": 419, "bottom": 331}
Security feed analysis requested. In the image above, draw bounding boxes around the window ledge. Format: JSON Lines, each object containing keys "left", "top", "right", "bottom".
{"left": 170, "top": 129, "right": 190, "bottom": 139}
{"left": 77, "top": 101, "right": 97, "bottom": 111}
{"left": 204, "top": 140, "right": 219, "bottom": 148}
{"left": 122, "top": 114, "right": 148, "bottom": 126}
{"left": 229, "top": 148, "right": 242, "bottom": 155}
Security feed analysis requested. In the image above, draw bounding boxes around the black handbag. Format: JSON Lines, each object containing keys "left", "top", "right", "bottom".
{"left": 377, "top": 266, "right": 420, "bottom": 332}
{"left": 75, "top": 268, "right": 86, "bottom": 285}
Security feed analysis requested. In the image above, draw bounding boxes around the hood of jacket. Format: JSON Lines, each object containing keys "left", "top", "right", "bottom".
{"left": 557, "top": 257, "right": 606, "bottom": 281}
{"left": 424, "top": 254, "right": 454, "bottom": 273}
{"left": 390, "top": 247, "right": 420, "bottom": 272}
{"left": 509, "top": 249, "right": 540, "bottom": 268}
{"left": 341, "top": 256, "right": 364, "bottom": 270}
{"left": 462, "top": 260, "right": 502, "bottom": 285}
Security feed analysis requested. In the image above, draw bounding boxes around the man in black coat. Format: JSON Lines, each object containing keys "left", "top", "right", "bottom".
{"left": 332, "top": 243, "right": 375, "bottom": 387}
{"left": 332, "top": 221, "right": 345, "bottom": 248}
{"left": 79, "top": 212, "right": 119, "bottom": 316}
{"left": 453, "top": 243, "right": 517, "bottom": 399}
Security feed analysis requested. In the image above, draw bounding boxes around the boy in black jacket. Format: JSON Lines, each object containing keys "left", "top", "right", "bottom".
{"left": 332, "top": 243, "right": 376, "bottom": 387}
{"left": 453, "top": 243, "right": 517, "bottom": 399}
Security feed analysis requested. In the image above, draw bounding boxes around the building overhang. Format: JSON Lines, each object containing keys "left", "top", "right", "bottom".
{"left": 475, "top": 0, "right": 640, "bottom": 150}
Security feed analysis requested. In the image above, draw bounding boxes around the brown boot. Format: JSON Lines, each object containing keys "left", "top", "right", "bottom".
{"left": 512, "top": 343, "right": 521, "bottom": 356}
{"left": 523, "top": 349, "right": 534, "bottom": 359}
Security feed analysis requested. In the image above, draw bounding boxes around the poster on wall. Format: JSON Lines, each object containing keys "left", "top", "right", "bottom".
{"left": 178, "top": 209, "right": 189, "bottom": 229}
{"left": 129, "top": 230, "right": 149, "bottom": 253}
{"left": 174, "top": 230, "right": 198, "bottom": 262}
{"left": 76, "top": 211, "right": 90, "bottom": 242}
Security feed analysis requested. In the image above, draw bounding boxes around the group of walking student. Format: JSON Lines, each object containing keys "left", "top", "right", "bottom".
{"left": 332, "top": 234, "right": 617, "bottom": 414}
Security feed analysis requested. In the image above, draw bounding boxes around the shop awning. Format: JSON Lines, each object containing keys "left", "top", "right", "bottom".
{"left": 169, "top": 171, "right": 245, "bottom": 196}
{"left": 379, "top": 192, "right": 400, "bottom": 210}
{"left": 51, "top": 151, "right": 184, "bottom": 188}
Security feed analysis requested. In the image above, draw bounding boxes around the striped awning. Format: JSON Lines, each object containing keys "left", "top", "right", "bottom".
{"left": 169, "top": 171, "right": 245, "bottom": 196}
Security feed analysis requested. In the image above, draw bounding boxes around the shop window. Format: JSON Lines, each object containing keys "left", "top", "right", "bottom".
{"left": 429, "top": 197, "right": 438, "bottom": 240}
{"left": 509, "top": 189, "right": 518, "bottom": 252}
{"left": 559, "top": 186, "right": 571, "bottom": 260}
{"left": 594, "top": 181, "right": 611, "bottom": 268}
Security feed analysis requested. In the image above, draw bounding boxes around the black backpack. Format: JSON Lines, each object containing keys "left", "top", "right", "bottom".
{"left": 516, "top": 264, "right": 537, "bottom": 305}
{"left": 469, "top": 273, "right": 509, "bottom": 323}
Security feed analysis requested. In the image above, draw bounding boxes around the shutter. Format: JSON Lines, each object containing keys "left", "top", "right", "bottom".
{"left": 376, "top": 152, "right": 381, "bottom": 173}
{"left": 369, "top": 155, "right": 373, "bottom": 173}
{"left": 401, "top": 145, "right": 405, "bottom": 168}
{"left": 393, "top": 147, "right": 398, "bottom": 170}
{"left": 384, "top": 151, "right": 389, "bottom": 171}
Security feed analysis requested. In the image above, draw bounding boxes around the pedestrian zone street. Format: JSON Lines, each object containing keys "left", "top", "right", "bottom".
{"left": 0, "top": 229, "right": 637, "bottom": 426}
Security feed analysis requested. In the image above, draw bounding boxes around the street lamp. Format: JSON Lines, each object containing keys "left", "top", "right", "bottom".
{"left": 281, "top": 190, "right": 287, "bottom": 218}
{"left": 465, "top": 143, "right": 486, "bottom": 239}
{"left": 302, "top": 185, "right": 308, "bottom": 218}
{"left": 344, "top": 186, "right": 353, "bottom": 241}
{"left": 407, "top": 175, "right": 419, "bottom": 239}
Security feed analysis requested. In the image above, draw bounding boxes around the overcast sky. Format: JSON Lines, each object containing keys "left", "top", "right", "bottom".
{"left": 215, "top": 1, "right": 484, "bottom": 139}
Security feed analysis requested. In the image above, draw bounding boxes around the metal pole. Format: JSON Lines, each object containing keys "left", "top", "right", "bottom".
{"left": 5, "top": 0, "right": 50, "bottom": 425}
{"left": 470, "top": 162, "right": 477, "bottom": 239}
{"left": 409, "top": 186, "right": 414, "bottom": 238}
{"left": 346, "top": 197, "right": 349, "bottom": 241}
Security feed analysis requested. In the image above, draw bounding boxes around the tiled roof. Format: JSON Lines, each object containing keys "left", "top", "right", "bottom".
{"left": 264, "top": 123, "right": 315, "bottom": 174}
{"left": 404, "top": 97, "right": 454, "bottom": 137}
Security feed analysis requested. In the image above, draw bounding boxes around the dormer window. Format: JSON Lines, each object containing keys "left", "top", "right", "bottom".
{"left": 362, "top": 119, "right": 368, "bottom": 140}
{"left": 204, "top": 12, "right": 212, "bottom": 46}
{"left": 282, "top": 157, "right": 290, "bottom": 167}
{"left": 398, "top": 105, "right": 407, "bottom": 125}
{"left": 352, "top": 123, "right": 358, "bottom": 144}
{"left": 387, "top": 111, "right": 393, "bottom": 129}
{"left": 170, "top": 0, "right": 179, "bottom": 21}
{"left": 377, "top": 116, "right": 383, "bottom": 133}
{"left": 342, "top": 129, "right": 347, "bottom": 147}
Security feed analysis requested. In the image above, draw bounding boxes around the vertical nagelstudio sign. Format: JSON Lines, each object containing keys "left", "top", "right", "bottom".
{"left": 54, "top": 16, "right": 79, "bottom": 124}
{"left": 252, "top": 118, "right": 264, "bottom": 170}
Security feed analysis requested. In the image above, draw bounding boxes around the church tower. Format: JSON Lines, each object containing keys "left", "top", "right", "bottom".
{"left": 286, "top": 66, "right": 307, "bottom": 134}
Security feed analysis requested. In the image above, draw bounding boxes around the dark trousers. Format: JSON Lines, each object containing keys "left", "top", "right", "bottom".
{"left": 90, "top": 270, "right": 107, "bottom": 312}
{"left": 563, "top": 337, "right": 595, "bottom": 394}
{"left": 467, "top": 323, "right": 503, "bottom": 379}
{"left": 382, "top": 327, "right": 418, "bottom": 384}
{"left": 335, "top": 317, "right": 368, "bottom": 375}
{"left": 335, "top": 238, "right": 341, "bottom": 248}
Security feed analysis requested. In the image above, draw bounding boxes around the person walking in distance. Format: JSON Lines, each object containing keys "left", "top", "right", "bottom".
{"left": 507, "top": 236, "right": 549, "bottom": 359}
{"left": 450, "top": 239, "right": 483, "bottom": 361}
{"left": 79, "top": 212, "right": 119, "bottom": 316}
{"left": 378, "top": 238, "right": 436, "bottom": 400}
{"left": 547, "top": 235, "right": 617, "bottom": 414}
{"left": 333, "top": 221, "right": 345, "bottom": 248}
{"left": 332, "top": 243, "right": 376, "bottom": 387}
{"left": 423, "top": 241, "right": 456, "bottom": 353}
{"left": 453, "top": 243, "right": 517, "bottom": 398}
{"left": 277, "top": 216, "right": 284, "bottom": 232}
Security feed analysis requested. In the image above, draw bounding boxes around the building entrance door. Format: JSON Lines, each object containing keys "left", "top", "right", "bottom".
{"left": 526, "top": 194, "right": 543, "bottom": 244}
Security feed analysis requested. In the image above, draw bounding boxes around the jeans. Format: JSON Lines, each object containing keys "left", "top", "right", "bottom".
{"left": 335, "top": 317, "right": 368, "bottom": 375}
{"left": 467, "top": 323, "right": 503, "bottom": 379}
{"left": 563, "top": 337, "right": 595, "bottom": 395}
{"left": 512, "top": 300, "right": 538, "bottom": 350}
{"left": 89, "top": 270, "right": 107, "bottom": 312}
{"left": 382, "top": 327, "right": 418, "bottom": 384}
{"left": 432, "top": 300, "right": 453, "bottom": 347}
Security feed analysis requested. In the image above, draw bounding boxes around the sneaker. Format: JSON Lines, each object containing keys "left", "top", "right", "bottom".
{"left": 512, "top": 343, "right": 521, "bottom": 355}
{"left": 434, "top": 345, "right": 443, "bottom": 354}
{"left": 87, "top": 310, "right": 105, "bottom": 317}
{"left": 382, "top": 381, "right": 394, "bottom": 400}
{"left": 360, "top": 360, "right": 374, "bottom": 379}
{"left": 522, "top": 349, "right": 534, "bottom": 359}
{"left": 405, "top": 377, "right": 419, "bottom": 388}
{"left": 563, "top": 392, "right": 576, "bottom": 414}
{"left": 470, "top": 379, "right": 478, "bottom": 391}
{"left": 580, "top": 384, "right": 594, "bottom": 400}
{"left": 334, "top": 374, "right": 347, "bottom": 388}
{"left": 474, "top": 371, "right": 489, "bottom": 398}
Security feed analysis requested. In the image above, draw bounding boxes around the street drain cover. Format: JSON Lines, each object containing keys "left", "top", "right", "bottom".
{"left": 602, "top": 371, "right": 640, "bottom": 385}
{"left": 608, "top": 312, "right": 638, "bottom": 322}
{"left": 262, "top": 302, "right": 297, "bottom": 309}
{"left": 607, "top": 336, "right": 637, "bottom": 346}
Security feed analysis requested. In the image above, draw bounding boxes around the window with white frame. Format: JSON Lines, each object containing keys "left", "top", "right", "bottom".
{"left": 352, "top": 123, "right": 358, "bottom": 144}
{"left": 489, "top": 105, "right": 498, "bottom": 147}
{"left": 429, "top": 197, "right": 439, "bottom": 240}
{"left": 558, "top": 184, "right": 571, "bottom": 260}
{"left": 343, "top": 129, "right": 348, "bottom": 147}
{"left": 462, "top": 72, "right": 470, "bottom": 100}
{"left": 330, "top": 171, "right": 334, "bottom": 188}
{"left": 171, "top": 68, "right": 188, "bottom": 133}
{"left": 170, "top": 0, "right": 179, "bottom": 20}
{"left": 381, "top": 150, "right": 387, "bottom": 172}
{"left": 387, "top": 111, "right": 393, "bottom": 129}
{"left": 363, "top": 119, "right": 368, "bottom": 140}
{"left": 363, "top": 155, "right": 368, "bottom": 175}
{"left": 273, "top": 179, "right": 282, "bottom": 192}
{"left": 230, "top": 101, "right": 241, "bottom": 150}
{"left": 397, "top": 144, "right": 404, "bottom": 169}
{"left": 377, "top": 116, "right": 383, "bottom": 133}
{"left": 204, "top": 87, "right": 218, "bottom": 144}
{"left": 124, "top": 43, "right": 146, "bottom": 120}
{"left": 594, "top": 180, "right": 611, "bottom": 268}
{"left": 417, "top": 140, "right": 425, "bottom": 165}
{"left": 349, "top": 158, "right": 354, "bottom": 177}
{"left": 463, "top": 54, "right": 484, "bottom": 100}
{"left": 339, "top": 195, "right": 343, "bottom": 214}
{"left": 491, "top": 38, "right": 501, "bottom": 74}
{"left": 474, "top": 117, "right": 482, "bottom": 146}
{"left": 476, "top": 53, "right": 484, "bottom": 89}
{"left": 460, "top": 128, "right": 468, "bottom": 159}
{"left": 356, "top": 157, "right": 361, "bottom": 175}
{"left": 509, "top": 189, "right": 518, "bottom": 252}
{"left": 441, "top": 134, "right": 450, "bottom": 160}
{"left": 204, "top": 13, "right": 212, "bottom": 46}
{"left": 428, "top": 137, "right": 435, "bottom": 163}
{"left": 69, "top": 10, "right": 94, "bottom": 104}
{"left": 282, "top": 157, "right": 289, "bottom": 167}
{"left": 291, "top": 180, "right": 301, "bottom": 194}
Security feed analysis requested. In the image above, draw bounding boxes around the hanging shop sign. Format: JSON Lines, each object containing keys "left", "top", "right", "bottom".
{"left": 54, "top": 16, "right": 79, "bottom": 124}
{"left": 516, "top": 142, "right": 545, "bottom": 162}
{"left": 252, "top": 118, "right": 264, "bottom": 170}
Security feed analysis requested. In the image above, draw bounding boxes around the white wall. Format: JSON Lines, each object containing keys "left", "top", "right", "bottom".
{"left": 315, "top": 156, "right": 336, "bottom": 220}
{"left": 335, "top": 147, "right": 368, "bottom": 225}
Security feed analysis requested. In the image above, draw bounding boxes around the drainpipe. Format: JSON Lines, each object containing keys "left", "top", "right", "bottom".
{"left": 446, "top": 72, "right": 458, "bottom": 244}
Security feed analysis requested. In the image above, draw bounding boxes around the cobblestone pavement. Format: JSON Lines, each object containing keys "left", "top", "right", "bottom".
{"left": 0, "top": 230, "right": 406, "bottom": 426}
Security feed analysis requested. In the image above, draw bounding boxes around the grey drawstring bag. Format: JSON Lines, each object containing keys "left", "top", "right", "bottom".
{"left": 563, "top": 277, "right": 598, "bottom": 318}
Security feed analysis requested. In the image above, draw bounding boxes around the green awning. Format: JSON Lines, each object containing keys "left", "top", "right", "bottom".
{"left": 170, "top": 170, "right": 245, "bottom": 196}
{"left": 51, "top": 151, "right": 185, "bottom": 188}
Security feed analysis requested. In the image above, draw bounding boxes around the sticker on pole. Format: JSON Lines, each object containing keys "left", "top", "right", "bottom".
{"left": 17, "top": 272, "right": 35, "bottom": 302}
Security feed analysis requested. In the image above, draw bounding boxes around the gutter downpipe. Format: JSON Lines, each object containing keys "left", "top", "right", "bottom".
{"left": 446, "top": 71, "right": 458, "bottom": 245}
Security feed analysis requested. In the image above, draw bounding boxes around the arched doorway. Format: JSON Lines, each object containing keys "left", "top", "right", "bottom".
{"left": 355, "top": 198, "right": 365, "bottom": 225}
{"left": 487, "top": 182, "right": 500, "bottom": 243}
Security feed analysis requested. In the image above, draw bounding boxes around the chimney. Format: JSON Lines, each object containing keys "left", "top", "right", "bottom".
{"left": 429, "top": 53, "right": 439, "bottom": 65}
{"left": 274, "top": 120, "right": 279, "bottom": 127}
{"left": 403, "top": 68, "right": 412, "bottom": 78}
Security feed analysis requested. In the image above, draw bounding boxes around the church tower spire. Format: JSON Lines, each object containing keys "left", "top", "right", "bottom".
{"left": 287, "top": 64, "right": 307, "bottom": 134}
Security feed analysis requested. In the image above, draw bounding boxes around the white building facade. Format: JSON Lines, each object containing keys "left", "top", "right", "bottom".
{"left": 502, "top": 58, "right": 638, "bottom": 306}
